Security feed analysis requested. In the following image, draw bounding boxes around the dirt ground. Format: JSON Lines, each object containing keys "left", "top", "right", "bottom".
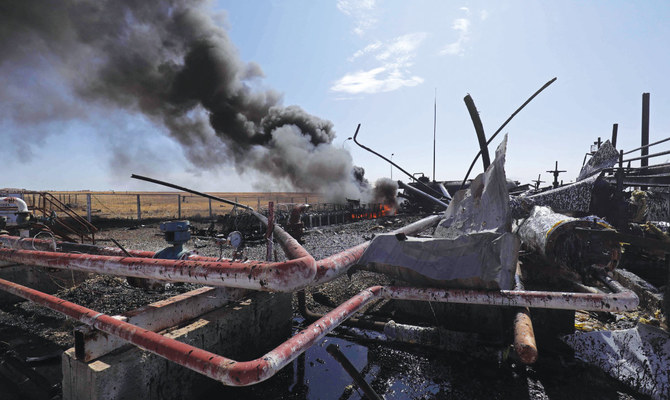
{"left": 0, "top": 215, "right": 661, "bottom": 399}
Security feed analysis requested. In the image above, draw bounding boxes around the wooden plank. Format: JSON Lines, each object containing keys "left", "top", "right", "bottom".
{"left": 74, "top": 286, "right": 249, "bottom": 362}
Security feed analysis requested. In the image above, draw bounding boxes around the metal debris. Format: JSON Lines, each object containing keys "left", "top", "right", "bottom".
{"left": 563, "top": 324, "right": 670, "bottom": 400}
{"left": 360, "top": 136, "right": 519, "bottom": 290}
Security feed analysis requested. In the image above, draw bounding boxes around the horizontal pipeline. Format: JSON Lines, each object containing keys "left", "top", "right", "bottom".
{"left": 0, "top": 247, "right": 316, "bottom": 292}
{"left": 382, "top": 284, "right": 638, "bottom": 312}
{"left": 0, "top": 214, "right": 443, "bottom": 291}
{"left": 0, "top": 279, "right": 637, "bottom": 387}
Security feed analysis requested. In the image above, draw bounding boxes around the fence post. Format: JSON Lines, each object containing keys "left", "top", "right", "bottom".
{"left": 86, "top": 194, "right": 92, "bottom": 223}
{"left": 136, "top": 194, "right": 142, "bottom": 221}
{"left": 257, "top": 197, "right": 261, "bottom": 211}
{"left": 209, "top": 198, "right": 212, "bottom": 219}
{"left": 266, "top": 201, "right": 274, "bottom": 261}
{"left": 177, "top": 194, "right": 181, "bottom": 219}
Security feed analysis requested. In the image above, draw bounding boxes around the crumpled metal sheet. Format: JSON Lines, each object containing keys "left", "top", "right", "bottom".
{"left": 577, "top": 140, "right": 619, "bottom": 181}
{"left": 526, "top": 174, "right": 600, "bottom": 213}
{"left": 359, "top": 231, "right": 519, "bottom": 289}
{"left": 562, "top": 324, "right": 670, "bottom": 400}
{"left": 359, "top": 136, "right": 519, "bottom": 289}
{"left": 435, "top": 135, "right": 511, "bottom": 238}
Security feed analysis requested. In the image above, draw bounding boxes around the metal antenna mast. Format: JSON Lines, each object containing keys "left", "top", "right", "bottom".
{"left": 433, "top": 88, "right": 437, "bottom": 182}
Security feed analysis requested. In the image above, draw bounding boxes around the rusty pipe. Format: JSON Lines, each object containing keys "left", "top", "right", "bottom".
{"left": 1, "top": 214, "right": 634, "bottom": 310}
{"left": 513, "top": 310, "right": 537, "bottom": 364}
{"left": 0, "top": 214, "right": 636, "bottom": 310}
{"left": 378, "top": 284, "right": 638, "bottom": 312}
{"left": 0, "top": 215, "right": 440, "bottom": 292}
{"left": 512, "top": 268, "right": 538, "bottom": 364}
{"left": 0, "top": 235, "right": 260, "bottom": 263}
{"left": 0, "top": 277, "right": 382, "bottom": 386}
{"left": 0, "top": 204, "right": 313, "bottom": 292}
{"left": 0, "top": 277, "right": 638, "bottom": 387}
{"left": 0, "top": 247, "right": 315, "bottom": 292}
{"left": 0, "top": 235, "right": 156, "bottom": 258}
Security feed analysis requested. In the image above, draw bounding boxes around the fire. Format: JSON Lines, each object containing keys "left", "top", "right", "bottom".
{"left": 381, "top": 203, "right": 396, "bottom": 216}
{"left": 349, "top": 203, "right": 396, "bottom": 221}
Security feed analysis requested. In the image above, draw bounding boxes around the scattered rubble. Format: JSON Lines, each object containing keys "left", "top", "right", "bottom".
{"left": 1, "top": 91, "right": 670, "bottom": 399}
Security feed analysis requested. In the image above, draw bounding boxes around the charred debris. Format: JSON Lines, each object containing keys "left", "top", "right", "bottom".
{"left": 0, "top": 84, "right": 669, "bottom": 399}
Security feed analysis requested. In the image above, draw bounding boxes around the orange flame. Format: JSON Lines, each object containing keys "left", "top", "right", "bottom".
{"left": 350, "top": 203, "right": 396, "bottom": 221}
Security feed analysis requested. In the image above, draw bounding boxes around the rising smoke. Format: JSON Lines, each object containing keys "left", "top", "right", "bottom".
{"left": 372, "top": 178, "right": 399, "bottom": 207}
{"left": 0, "top": 0, "right": 374, "bottom": 202}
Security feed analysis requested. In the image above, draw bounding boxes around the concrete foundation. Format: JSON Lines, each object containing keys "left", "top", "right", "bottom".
{"left": 0, "top": 264, "right": 89, "bottom": 304}
{"left": 62, "top": 291, "right": 292, "bottom": 400}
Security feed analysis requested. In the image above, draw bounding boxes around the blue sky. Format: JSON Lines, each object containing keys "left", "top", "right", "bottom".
{"left": 2, "top": 0, "right": 670, "bottom": 192}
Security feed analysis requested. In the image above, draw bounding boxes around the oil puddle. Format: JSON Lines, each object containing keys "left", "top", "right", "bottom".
{"left": 0, "top": 325, "right": 63, "bottom": 400}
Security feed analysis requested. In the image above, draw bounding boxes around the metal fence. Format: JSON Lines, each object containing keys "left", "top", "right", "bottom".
{"left": 13, "top": 191, "right": 323, "bottom": 222}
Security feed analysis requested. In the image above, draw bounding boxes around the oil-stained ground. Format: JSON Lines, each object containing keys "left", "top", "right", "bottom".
{"left": 0, "top": 215, "right": 658, "bottom": 399}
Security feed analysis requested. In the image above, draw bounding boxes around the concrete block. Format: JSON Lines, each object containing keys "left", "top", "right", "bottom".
{"left": 62, "top": 291, "right": 291, "bottom": 400}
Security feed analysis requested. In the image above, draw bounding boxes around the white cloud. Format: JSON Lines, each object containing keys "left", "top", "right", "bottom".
{"left": 480, "top": 9, "right": 489, "bottom": 21}
{"left": 453, "top": 18, "right": 470, "bottom": 32}
{"left": 376, "top": 32, "right": 427, "bottom": 62}
{"left": 349, "top": 40, "right": 382, "bottom": 62}
{"left": 333, "top": 32, "right": 427, "bottom": 94}
{"left": 337, "top": 0, "right": 379, "bottom": 36}
{"left": 331, "top": 67, "right": 423, "bottom": 94}
{"left": 440, "top": 17, "right": 471, "bottom": 56}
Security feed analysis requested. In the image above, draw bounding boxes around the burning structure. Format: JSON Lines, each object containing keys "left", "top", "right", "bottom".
{"left": 1, "top": 73, "right": 669, "bottom": 397}
{"left": 3, "top": 107, "right": 670, "bottom": 398}
{"left": 0, "top": 1, "right": 668, "bottom": 399}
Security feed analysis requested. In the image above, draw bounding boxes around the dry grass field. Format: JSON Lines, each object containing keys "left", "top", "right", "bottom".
{"left": 22, "top": 191, "right": 324, "bottom": 220}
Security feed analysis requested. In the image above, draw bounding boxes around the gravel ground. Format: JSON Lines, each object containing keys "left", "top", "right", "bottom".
{"left": 0, "top": 214, "right": 660, "bottom": 399}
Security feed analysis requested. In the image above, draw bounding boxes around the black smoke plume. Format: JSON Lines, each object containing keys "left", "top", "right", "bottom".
{"left": 372, "top": 178, "right": 398, "bottom": 207}
{"left": 0, "top": 0, "right": 371, "bottom": 201}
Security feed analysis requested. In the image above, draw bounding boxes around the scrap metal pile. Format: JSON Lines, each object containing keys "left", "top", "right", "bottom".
{"left": 0, "top": 88, "right": 669, "bottom": 399}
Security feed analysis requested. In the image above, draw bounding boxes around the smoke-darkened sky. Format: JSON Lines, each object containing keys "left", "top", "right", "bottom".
{"left": 2, "top": 1, "right": 670, "bottom": 193}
